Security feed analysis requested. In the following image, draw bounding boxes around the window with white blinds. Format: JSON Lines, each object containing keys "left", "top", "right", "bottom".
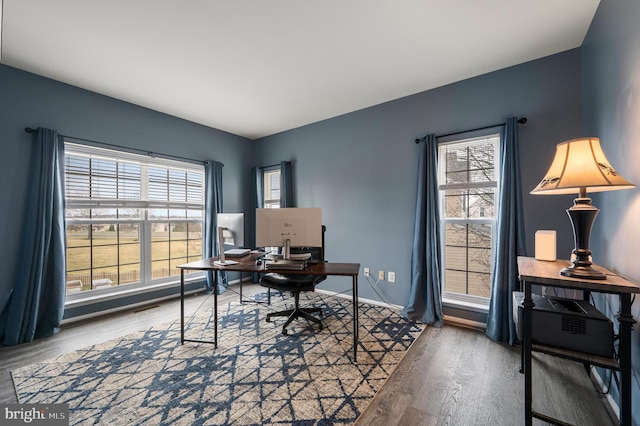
{"left": 263, "top": 167, "right": 281, "bottom": 209}
{"left": 438, "top": 135, "right": 499, "bottom": 304}
{"left": 64, "top": 142, "right": 205, "bottom": 294}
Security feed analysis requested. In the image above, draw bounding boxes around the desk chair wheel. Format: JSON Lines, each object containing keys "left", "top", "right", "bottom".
{"left": 280, "top": 322, "right": 322, "bottom": 335}
{"left": 266, "top": 305, "right": 324, "bottom": 334}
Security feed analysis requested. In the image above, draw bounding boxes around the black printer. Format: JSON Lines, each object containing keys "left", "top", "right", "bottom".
{"left": 513, "top": 291, "right": 614, "bottom": 358}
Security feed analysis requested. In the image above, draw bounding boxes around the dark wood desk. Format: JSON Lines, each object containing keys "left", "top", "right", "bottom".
{"left": 518, "top": 256, "right": 639, "bottom": 426}
{"left": 177, "top": 253, "right": 361, "bottom": 360}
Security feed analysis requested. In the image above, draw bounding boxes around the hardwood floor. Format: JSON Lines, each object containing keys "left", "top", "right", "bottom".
{"left": 0, "top": 283, "right": 265, "bottom": 404}
{"left": 1, "top": 285, "right": 618, "bottom": 425}
{"left": 355, "top": 324, "right": 618, "bottom": 426}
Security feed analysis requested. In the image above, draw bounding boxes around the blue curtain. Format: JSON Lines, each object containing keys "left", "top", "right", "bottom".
{"left": 252, "top": 166, "right": 264, "bottom": 213}
{"left": 486, "top": 117, "right": 526, "bottom": 344}
{"left": 280, "top": 161, "right": 294, "bottom": 208}
{"left": 204, "top": 161, "right": 224, "bottom": 294}
{"left": 402, "top": 134, "right": 443, "bottom": 326}
{"left": 2, "top": 128, "right": 66, "bottom": 345}
{"left": 250, "top": 167, "right": 264, "bottom": 282}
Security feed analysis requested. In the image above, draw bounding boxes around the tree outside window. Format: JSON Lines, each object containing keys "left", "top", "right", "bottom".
{"left": 438, "top": 135, "right": 499, "bottom": 302}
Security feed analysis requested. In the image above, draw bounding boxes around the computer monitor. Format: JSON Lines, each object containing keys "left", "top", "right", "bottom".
{"left": 255, "top": 208, "right": 322, "bottom": 251}
{"left": 217, "top": 213, "right": 245, "bottom": 247}
{"left": 213, "top": 213, "right": 246, "bottom": 266}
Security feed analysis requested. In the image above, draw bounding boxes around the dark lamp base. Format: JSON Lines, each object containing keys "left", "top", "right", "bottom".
{"left": 562, "top": 196, "right": 607, "bottom": 280}
{"left": 560, "top": 263, "right": 606, "bottom": 280}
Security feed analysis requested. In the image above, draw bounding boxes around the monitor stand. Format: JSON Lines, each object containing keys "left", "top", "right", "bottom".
{"left": 282, "top": 239, "right": 291, "bottom": 260}
{"left": 214, "top": 226, "right": 238, "bottom": 266}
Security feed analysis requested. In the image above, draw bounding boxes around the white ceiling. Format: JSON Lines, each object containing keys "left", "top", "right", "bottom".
{"left": 1, "top": 1, "right": 600, "bottom": 140}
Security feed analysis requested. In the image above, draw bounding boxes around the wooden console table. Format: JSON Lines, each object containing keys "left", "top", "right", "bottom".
{"left": 517, "top": 256, "right": 639, "bottom": 426}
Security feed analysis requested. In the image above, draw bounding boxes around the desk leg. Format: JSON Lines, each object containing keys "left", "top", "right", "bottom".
{"left": 353, "top": 274, "right": 359, "bottom": 362}
{"left": 214, "top": 271, "right": 219, "bottom": 347}
{"left": 180, "top": 269, "right": 185, "bottom": 344}
{"left": 182, "top": 269, "right": 218, "bottom": 346}
{"left": 618, "top": 294, "right": 635, "bottom": 426}
{"left": 523, "top": 281, "right": 534, "bottom": 426}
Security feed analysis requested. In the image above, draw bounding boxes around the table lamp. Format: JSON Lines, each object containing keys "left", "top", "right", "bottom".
{"left": 531, "top": 137, "right": 635, "bottom": 279}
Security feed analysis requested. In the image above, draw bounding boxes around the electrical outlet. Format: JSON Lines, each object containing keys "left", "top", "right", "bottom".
{"left": 364, "top": 267, "right": 370, "bottom": 278}
{"left": 388, "top": 271, "right": 396, "bottom": 283}
{"left": 378, "top": 270, "right": 385, "bottom": 281}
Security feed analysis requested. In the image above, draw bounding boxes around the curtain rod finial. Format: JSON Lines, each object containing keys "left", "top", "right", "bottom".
{"left": 25, "top": 127, "right": 35, "bottom": 133}
{"left": 518, "top": 117, "right": 527, "bottom": 124}
{"left": 414, "top": 138, "right": 420, "bottom": 144}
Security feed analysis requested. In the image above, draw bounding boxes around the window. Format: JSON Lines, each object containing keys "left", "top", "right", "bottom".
{"left": 64, "top": 143, "right": 204, "bottom": 294}
{"left": 438, "top": 135, "right": 499, "bottom": 304}
{"left": 263, "top": 167, "right": 281, "bottom": 208}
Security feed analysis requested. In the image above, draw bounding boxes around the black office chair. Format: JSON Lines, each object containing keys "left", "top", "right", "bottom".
{"left": 260, "top": 226, "right": 327, "bottom": 335}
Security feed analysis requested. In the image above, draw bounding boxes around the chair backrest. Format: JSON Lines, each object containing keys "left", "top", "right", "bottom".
{"left": 291, "top": 225, "right": 326, "bottom": 263}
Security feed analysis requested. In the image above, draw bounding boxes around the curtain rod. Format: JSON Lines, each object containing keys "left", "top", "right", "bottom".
{"left": 414, "top": 117, "right": 527, "bottom": 144}
{"left": 259, "top": 164, "right": 279, "bottom": 170}
{"left": 24, "top": 127, "right": 212, "bottom": 166}
{"left": 259, "top": 161, "right": 291, "bottom": 170}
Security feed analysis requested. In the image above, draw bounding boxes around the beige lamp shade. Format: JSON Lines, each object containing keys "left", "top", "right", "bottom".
{"left": 531, "top": 137, "right": 635, "bottom": 195}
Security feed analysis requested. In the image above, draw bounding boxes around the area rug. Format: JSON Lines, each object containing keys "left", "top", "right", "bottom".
{"left": 12, "top": 292, "right": 424, "bottom": 425}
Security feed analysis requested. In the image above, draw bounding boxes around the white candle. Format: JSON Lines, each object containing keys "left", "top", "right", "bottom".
{"left": 535, "top": 230, "right": 556, "bottom": 261}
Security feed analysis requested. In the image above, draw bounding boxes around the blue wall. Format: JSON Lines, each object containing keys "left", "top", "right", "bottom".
{"left": 581, "top": 0, "right": 640, "bottom": 420}
{"left": 2, "top": 4, "right": 636, "bottom": 416}
{"left": 255, "top": 50, "right": 583, "bottom": 314}
{"left": 1, "top": 45, "right": 584, "bottom": 323}
{"left": 0, "top": 64, "right": 255, "bottom": 318}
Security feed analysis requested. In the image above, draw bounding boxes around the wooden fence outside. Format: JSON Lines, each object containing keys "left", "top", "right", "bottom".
{"left": 66, "top": 268, "right": 181, "bottom": 291}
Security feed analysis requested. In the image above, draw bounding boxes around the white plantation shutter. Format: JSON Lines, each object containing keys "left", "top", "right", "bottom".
{"left": 64, "top": 142, "right": 205, "bottom": 292}
{"left": 64, "top": 143, "right": 204, "bottom": 214}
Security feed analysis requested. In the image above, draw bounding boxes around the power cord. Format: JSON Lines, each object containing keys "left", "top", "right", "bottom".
{"left": 363, "top": 273, "right": 396, "bottom": 307}
{"left": 591, "top": 332, "right": 620, "bottom": 396}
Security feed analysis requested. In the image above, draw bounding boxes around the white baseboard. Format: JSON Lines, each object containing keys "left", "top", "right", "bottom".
{"left": 314, "top": 288, "right": 403, "bottom": 310}
{"left": 317, "top": 289, "right": 488, "bottom": 332}
{"left": 443, "top": 315, "right": 486, "bottom": 331}
{"left": 62, "top": 278, "right": 241, "bottom": 325}
{"left": 63, "top": 283, "right": 486, "bottom": 334}
{"left": 61, "top": 288, "right": 203, "bottom": 325}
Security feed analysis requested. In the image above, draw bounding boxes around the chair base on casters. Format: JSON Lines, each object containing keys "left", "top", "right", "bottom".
{"left": 266, "top": 292, "right": 323, "bottom": 335}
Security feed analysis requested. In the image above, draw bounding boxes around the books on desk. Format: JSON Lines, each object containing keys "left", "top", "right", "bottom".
{"left": 290, "top": 253, "right": 312, "bottom": 261}
{"left": 265, "top": 259, "right": 307, "bottom": 270}
{"left": 264, "top": 253, "right": 311, "bottom": 261}
{"left": 224, "top": 248, "right": 251, "bottom": 257}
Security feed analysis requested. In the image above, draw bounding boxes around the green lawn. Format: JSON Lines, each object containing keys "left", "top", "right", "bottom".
{"left": 66, "top": 232, "right": 202, "bottom": 288}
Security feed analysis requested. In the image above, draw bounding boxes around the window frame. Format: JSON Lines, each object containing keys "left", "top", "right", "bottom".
{"left": 438, "top": 133, "right": 500, "bottom": 309}
{"left": 262, "top": 166, "right": 281, "bottom": 209}
{"left": 64, "top": 142, "right": 205, "bottom": 296}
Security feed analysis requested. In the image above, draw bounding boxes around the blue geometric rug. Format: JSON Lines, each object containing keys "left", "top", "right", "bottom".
{"left": 12, "top": 292, "right": 425, "bottom": 425}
